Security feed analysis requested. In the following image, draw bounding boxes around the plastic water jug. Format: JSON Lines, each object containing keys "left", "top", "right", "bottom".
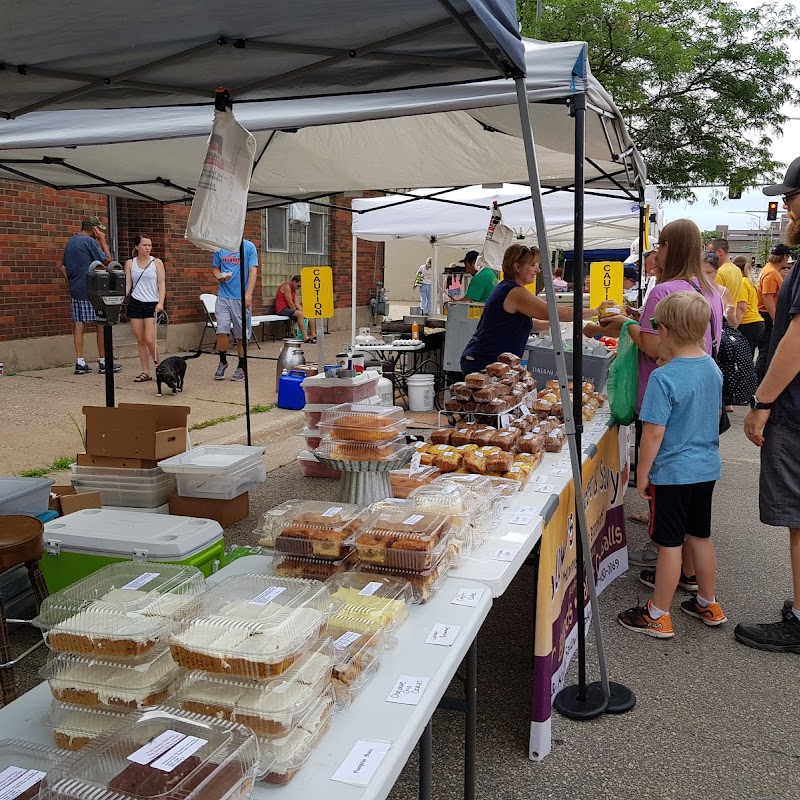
{"left": 277, "top": 369, "right": 306, "bottom": 410}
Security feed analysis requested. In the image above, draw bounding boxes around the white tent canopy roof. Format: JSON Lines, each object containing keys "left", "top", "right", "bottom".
{"left": 352, "top": 184, "right": 660, "bottom": 249}
{"left": 0, "top": 40, "right": 644, "bottom": 205}
{"left": 0, "top": 0, "right": 525, "bottom": 117}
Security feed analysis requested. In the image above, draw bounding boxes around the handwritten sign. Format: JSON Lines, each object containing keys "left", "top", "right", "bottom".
{"left": 452, "top": 587, "right": 485, "bottom": 607}
{"left": 492, "top": 547, "right": 519, "bottom": 562}
{"left": 331, "top": 740, "right": 391, "bottom": 786}
{"left": 425, "top": 623, "right": 462, "bottom": 647}
{"left": 386, "top": 676, "right": 430, "bottom": 706}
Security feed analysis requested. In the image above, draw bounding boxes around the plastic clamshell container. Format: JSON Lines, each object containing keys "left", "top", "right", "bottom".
{"left": 407, "top": 482, "right": 483, "bottom": 516}
{"left": 172, "top": 638, "right": 334, "bottom": 737}
{"left": 354, "top": 509, "right": 454, "bottom": 571}
{"left": 0, "top": 477, "right": 55, "bottom": 516}
{"left": 314, "top": 435, "right": 410, "bottom": 463}
{"left": 34, "top": 562, "right": 206, "bottom": 659}
{"left": 297, "top": 451, "right": 341, "bottom": 479}
{"left": 389, "top": 465, "right": 441, "bottom": 498}
{"left": 317, "top": 403, "right": 408, "bottom": 442}
{"left": 174, "top": 461, "right": 266, "bottom": 501}
{"left": 272, "top": 551, "right": 357, "bottom": 582}
{"left": 169, "top": 575, "right": 336, "bottom": 679}
{"left": 42, "top": 644, "right": 182, "bottom": 710}
{"left": 258, "top": 686, "right": 335, "bottom": 785}
{"left": 42, "top": 707, "right": 260, "bottom": 800}
{"left": 273, "top": 501, "right": 365, "bottom": 561}
{"left": 303, "top": 396, "right": 383, "bottom": 429}
{"left": 0, "top": 738, "right": 68, "bottom": 800}
{"left": 158, "top": 445, "right": 265, "bottom": 475}
{"left": 325, "top": 572, "right": 411, "bottom": 633}
{"left": 43, "top": 702, "right": 128, "bottom": 751}
{"left": 253, "top": 500, "right": 305, "bottom": 549}
{"left": 329, "top": 624, "right": 386, "bottom": 702}
{"left": 300, "top": 372, "right": 379, "bottom": 405}
{"left": 355, "top": 546, "right": 455, "bottom": 604}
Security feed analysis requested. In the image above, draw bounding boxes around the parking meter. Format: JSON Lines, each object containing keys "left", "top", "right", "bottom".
{"left": 86, "top": 260, "right": 126, "bottom": 324}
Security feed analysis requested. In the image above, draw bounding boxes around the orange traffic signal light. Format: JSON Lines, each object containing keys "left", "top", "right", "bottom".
{"left": 767, "top": 201, "right": 779, "bottom": 221}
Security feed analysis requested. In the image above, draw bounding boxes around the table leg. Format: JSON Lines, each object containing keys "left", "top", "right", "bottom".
{"left": 465, "top": 640, "right": 477, "bottom": 800}
{"left": 418, "top": 720, "right": 433, "bottom": 800}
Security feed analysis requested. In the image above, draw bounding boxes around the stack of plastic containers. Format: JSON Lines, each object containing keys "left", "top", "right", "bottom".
{"left": 0, "top": 737, "right": 69, "bottom": 800}
{"left": 167, "top": 574, "right": 339, "bottom": 785}
{"left": 0, "top": 476, "right": 55, "bottom": 515}
{"left": 69, "top": 465, "right": 175, "bottom": 512}
{"left": 299, "top": 372, "right": 380, "bottom": 478}
{"left": 34, "top": 562, "right": 207, "bottom": 751}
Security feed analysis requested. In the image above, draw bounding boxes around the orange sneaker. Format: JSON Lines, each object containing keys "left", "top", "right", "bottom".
{"left": 680, "top": 596, "right": 727, "bottom": 626}
{"left": 618, "top": 601, "right": 674, "bottom": 638}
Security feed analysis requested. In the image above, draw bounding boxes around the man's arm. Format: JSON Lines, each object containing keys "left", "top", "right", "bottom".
{"left": 245, "top": 266, "right": 259, "bottom": 309}
{"left": 93, "top": 228, "right": 112, "bottom": 265}
{"left": 58, "top": 263, "right": 68, "bottom": 283}
{"left": 764, "top": 293, "right": 778, "bottom": 319}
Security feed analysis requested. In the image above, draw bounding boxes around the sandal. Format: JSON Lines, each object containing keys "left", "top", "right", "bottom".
{"left": 304, "top": 337, "right": 317, "bottom": 344}
{"left": 134, "top": 373, "right": 152, "bottom": 382}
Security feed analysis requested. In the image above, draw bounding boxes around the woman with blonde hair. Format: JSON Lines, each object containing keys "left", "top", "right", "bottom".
{"left": 460, "top": 244, "right": 603, "bottom": 375}
{"left": 731, "top": 255, "right": 764, "bottom": 355}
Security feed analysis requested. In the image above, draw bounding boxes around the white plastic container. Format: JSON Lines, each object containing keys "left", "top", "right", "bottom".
{"left": 103, "top": 503, "right": 169, "bottom": 514}
{"left": 407, "top": 374, "right": 435, "bottom": 411}
{"left": 71, "top": 474, "right": 176, "bottom": 508}
{"left": 174, "top": 461, "right": 267, "bottom": 500}
{"left": 158, "top": 445, "right": 265, "bottom": 474}
{"left": 0, "top": 476, "right": 55, "bottom": 515}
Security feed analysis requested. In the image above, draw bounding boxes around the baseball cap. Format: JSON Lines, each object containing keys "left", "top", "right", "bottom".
{"left": 623, "top": 245, "right": 655, "bottom": 265}
{"left": 82, "top": 215, "right": 107, "bottom": 231}
{"left": 763, "top": 156, "right": 800, "bottom": 197}
{"left": 771, "top": 243, "right": 793, "bottom": 257}
{"left": 623, "top": 265, "right": 640, "bottom": 282}
{"left": 459, "top": 250, "right": 480, "bottom": 263}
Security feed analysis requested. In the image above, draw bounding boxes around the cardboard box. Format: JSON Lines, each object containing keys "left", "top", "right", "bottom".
{"left": 49, "top": 486, "right": 102, "bottom": 516}
{"left": 83, "top": 403, "right": 190, "bottom": 460}
{"left": 168, "top": 492, "right": 249, "bottom": 528}
{"left": 76, "top": 454, "right": 160, "bottom": 469}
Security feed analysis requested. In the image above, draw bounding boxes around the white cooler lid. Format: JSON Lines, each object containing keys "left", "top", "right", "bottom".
{"left": 44, "top": 509, "right": 223, "bottom": 558}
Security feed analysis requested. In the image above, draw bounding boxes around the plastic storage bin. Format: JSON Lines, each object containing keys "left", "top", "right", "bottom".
{"left": 169, "top": 575, "right": 336, "bottom": 679}
{"left": 39, "top": 510, "right": 224, "bottom": 594}
{"left": 0, "top": 477, "right": 55, "bottom": 516}
{"left": 273, "top": 501, "right": 365, "bottom": 561}
{"left": 42, "top": 644, "right": 181, "bottom": 709}
{"left": 317, "top": 403, "right": 408, "bottom": 442}
{"left": 42, "top": 707, "right": 260, "bottom": 800}
{"left": 43, "top": 702, "right": 128, "bottom": 751}
{"left": 301, "top": 372, "right": 379, "bottom": 405}
{"left": 524, "top": 339, "right": 613, "bottom": 392}
{"left": 0, "top": 738, "right": 68, "bottom": 798}
{"left": 71, "top": 474, "right": 176, "bottom": 508}
{"left": 174, "top": 461, "right": 266, "bottom": 500}
{"left": 158, "top": 445, "right": 265, "bottom": 474}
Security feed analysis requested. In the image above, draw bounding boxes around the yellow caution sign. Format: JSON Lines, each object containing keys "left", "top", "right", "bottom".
{"left": 589, "top": 261, "right": 624, "bottom": 311}
{"left": 301, "top": 266, "right": 334, "bottom": 319}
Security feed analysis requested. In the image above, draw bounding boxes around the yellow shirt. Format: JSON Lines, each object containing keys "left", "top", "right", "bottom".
{"left": 715, "top": 262, "right": 742, "bottom": 305}
{"left": 738, "top": 276, "right": 762, "bottom": 325}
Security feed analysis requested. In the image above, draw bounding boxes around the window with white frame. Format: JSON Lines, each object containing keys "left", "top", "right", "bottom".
{"left": 306, "top": 210, "right": 325, "bottom": 254}
{"left": 265, "top": 206, "right": 288, "bottom": 252}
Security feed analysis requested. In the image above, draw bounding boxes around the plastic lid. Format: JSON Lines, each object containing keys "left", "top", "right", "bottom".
{"left": 301, "top": 373, "right": 378, "bottom": 387}
{"left": 42, "top": 645, "right": 181, "bottom": 710}
{"left": 407, "top": 482, "right": 483, "bottom": 516}
{"left": 253, "top": 499, "right": 305, "bottom": 548}
{"left": 0, "top": 738, "right": 67, "bottom": 800}
{"left": 43, "top": 707, "right": 260, "bottom": 800}
{"left": 172, "top": 639, "right": 334, "bottom": 738}
{"left": 314, "top": 436, "right": 411, "bottom": 462}
{"left": 273, "top": 502, "right": 365, "bottom": 560}
{"left": 158, "top": 445, "right": 265, "bottom": 475}
{"left": 318, "top": 403, "right": 405, "bottom": 428}
{"left": 43, "top": 702, "right": 129, "bottom": 748}
{"left": 325, "top": 573, "right": 412, "bottom": 633}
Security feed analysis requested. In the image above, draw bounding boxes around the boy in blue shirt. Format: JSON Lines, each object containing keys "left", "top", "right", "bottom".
{"left": 619, "top": 291, "right": 727, "bottom": 638}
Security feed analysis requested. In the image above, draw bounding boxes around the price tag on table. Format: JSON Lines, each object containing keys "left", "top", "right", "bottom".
{"left": 516, "top": 505, "right": 540, "bottom": 516}
{"left": 508, "top": 513, "right": 534, "bottom": 526}
{"left": 452, "top": 587, "right": 485, "bottom": 607}
{"left": 425, "top": 623, "right": 462, "bottom": 647}
{"left": 492, "top": 546, "right": 519, "bottom": 562}
{"left": 532, "top": 475, "right": 551, "bottom": 483}
{"left": 331, "top": 740, "right": 392, "bottom": 786}
{"left": 532, "top": 483, "right": 556, "bottom": 493}
{"left": 549, "top": 468, "right": 569, "bottom": 477}
{"left": 386, "top": 676, "right": 430, "bottom": 706}
{"left": 554, "top": 459, "right": 570, "bottom": 466}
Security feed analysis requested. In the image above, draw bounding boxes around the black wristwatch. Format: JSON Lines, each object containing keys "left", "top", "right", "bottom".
{"left": 749, "top": 395, "right": 773, "bottom": 410}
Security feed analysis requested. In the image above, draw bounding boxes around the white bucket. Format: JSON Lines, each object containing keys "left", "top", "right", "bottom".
{"left": 407, "top": 374, "right": 435, "bottom": 411}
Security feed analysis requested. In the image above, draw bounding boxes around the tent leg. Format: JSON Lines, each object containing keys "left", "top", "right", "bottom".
{"left": 432, "top": 239, "right": 439, "bottom": 315}
{"left": 351, "top": 235, "right": 358, "bottom": 348}
{"left": 240, "top": 240, "right": 252, "bottom": 446}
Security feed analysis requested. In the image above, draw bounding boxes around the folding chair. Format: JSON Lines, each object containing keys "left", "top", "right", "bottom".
{"left": 197, "top": 293, "right": 218, "bottom": 353}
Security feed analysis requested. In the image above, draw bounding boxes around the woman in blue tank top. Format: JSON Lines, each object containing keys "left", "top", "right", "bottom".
{"left": 461, "top": 244, "right": 602, "bottom": 376}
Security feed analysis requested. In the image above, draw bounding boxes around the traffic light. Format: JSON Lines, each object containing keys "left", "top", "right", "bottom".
{"left": 767, "top": 201, "right": 779, "bottom": 221}
{"left": 751, "top": 256, "right": 756, "bottom": 267}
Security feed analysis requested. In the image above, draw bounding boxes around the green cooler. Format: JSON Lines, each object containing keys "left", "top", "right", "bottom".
{"left": 40, "top": 509, "right": 225, "bottom": 593}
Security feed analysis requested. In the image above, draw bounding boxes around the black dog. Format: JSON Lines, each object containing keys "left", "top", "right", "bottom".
{"left": 156, "top": 352, "right": 201, "bottom": 397}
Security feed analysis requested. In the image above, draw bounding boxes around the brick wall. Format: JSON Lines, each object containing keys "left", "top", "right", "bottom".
{"left": 0, "top": 181, "right": 383, "bottom": 343}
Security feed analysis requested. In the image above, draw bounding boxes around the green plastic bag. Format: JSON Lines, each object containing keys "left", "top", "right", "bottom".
{"left": 607, "top": 320, "right": 638, "bottom": 425}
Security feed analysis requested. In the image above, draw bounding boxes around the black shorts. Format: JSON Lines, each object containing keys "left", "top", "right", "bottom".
{"left": 648, "top": 481, "right": 715, "bottom": 547}
{"left": 759, "top": 414, "right": 800, "bottom": 528}
{"left": 127, "top": 296, "right": 158, "bottom": 319}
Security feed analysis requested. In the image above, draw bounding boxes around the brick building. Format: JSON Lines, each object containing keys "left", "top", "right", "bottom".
{"left": 0, "top": 181, "right": 383, "bottom": 371}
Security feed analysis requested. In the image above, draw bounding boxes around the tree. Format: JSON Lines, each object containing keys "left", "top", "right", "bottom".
{"left": 518, "top": 0, "right": 800, "bottom": 200}
{"left": 701, "top": 230, "right": 719, "bottom": 246}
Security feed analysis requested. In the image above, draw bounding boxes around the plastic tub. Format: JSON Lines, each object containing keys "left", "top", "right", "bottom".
{"left": 389, "top": 465, "right": 441, "bottom": 498}
{"left": 174, "top": 461, "right": 266, "bottom": 501}
{"left": 70, "top": 465, "right": 167, "bottom": 481}
{"left": 314, "top": 435, "right": 410, "bottom": 463}
{"left": 0, "top": 477, "right": 55, "bottom": 516}
{"left": 42, "top": 702, "right": 128, "bottom": 751}
{"left": 42, "top": 707, "right": 260, "bottom": 800}
{"left": 355, "top": 546, "right": 456, "bottom": 604}
{"left": 173, "top": 639, "right": 334, "bottom": 736}
{"left": 297, "top": 451, "right": 340, "bottom": 479}
{"left": 301, "top": 373, "right": 378, "bottom": 405}
{"left": 0, "top": 738, "right": 68, "bottom": 799}
{"left": 158, "top": 445, "right": 265, "bottom": 475}
{"left": 42, "top": 644, "right": 181, "bottom": 709}
{"left": 71, "top": 476, "right": 176, "bottom": 508}
{"left": 325, "top": 572, "right": 412, "bottom": 633}
{"left": 274, "top": 501, "right": 365, "bottom": 561}
{"left": 102, "top": 503, "right": 169, "bottom": 514}
{"left": 169, "top": 575, "right": 335, "bottom": 679}
{"left": 272, "top": 552, "right": 357, "bottom": 581}
{"left": 317, "top": 403, "right": 408, "bottom": 442}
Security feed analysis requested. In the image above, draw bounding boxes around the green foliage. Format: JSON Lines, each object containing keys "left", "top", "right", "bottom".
{"left": 519, "top": 0, "right": 800, "bottom": 199}
{"left": 189, "top": 414, "right": 241, "bottom": 431}
{"left": 251, "top": 404, "right": 276, "bottom": 414}
{"left": 701, "top": 230, "right": 719, "bottom": 245}
{"left": 19, "top": 456, "right": 76, "bottom": 477}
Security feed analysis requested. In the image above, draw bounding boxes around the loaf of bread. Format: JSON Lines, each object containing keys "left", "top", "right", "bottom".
{"left": 518, "top": 432, "right": 545, "bottom": 454}
{"left": 492, "top": 429, "right": 520, "bottom": 451}
{"left": 481, "top": 398, "right": 506, "bottom": 414}
{"left": 450, "top": 427, "right": 474, "bottom": 447}
{"left": 444, "top": 398, "right": 461, "bottom": 412}
{"left": 430, "top": 428, "right": 453, "bottom": 445}
{"left": 497, "top": 352, "right": 522, "bottom": 367}
{"left": 465, "top": 372, "right": 489, "bottom": 389}
{"left": 544, "top": 428, "right": 566, "bottom": 453}
{"left": 593, "top": 392, "right": 606, "bottom": 406}
{"left": 462, "top": 401, "right": 480, "bottom": 412}
{"left": 433, "top": 452, "right": 462, "bottom": 473}
{"left": 533, "top": 398, "right": 553, "bottom": 417}
{"left": 485, "top": 362, "right": 511, "bottom": 378}
{"left": 470, "top": 427, "right": 498, "bottom": 447}
{"left": 450, "top": 381, "right": 473, "bottom": 400}
{"left": 485, "top": 450, "right": 513, "bottom": 473}
{"left": 331, "top": 440, "right": 396, "bottom": 460}
{"left": 462, "top": 450, "right": 488, "bottom": 474}
{"left": 473, "top": 384, "right": 503, "bottom": 402}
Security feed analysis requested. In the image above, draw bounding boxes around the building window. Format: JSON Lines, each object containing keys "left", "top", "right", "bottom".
{"left": 306, "top": 210, "right": 325, "bottom": 255}
{"left": 265, "top": 206, "right": 288, "bottom": 252}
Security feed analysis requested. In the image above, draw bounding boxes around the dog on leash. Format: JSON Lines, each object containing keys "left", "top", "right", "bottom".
{"left": 156, "top": 352, "right": 201, "bottom": 397}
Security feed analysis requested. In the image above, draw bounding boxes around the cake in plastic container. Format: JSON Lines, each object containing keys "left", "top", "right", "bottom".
{"left": 42, "top": 645, "right": 181, "bottom": 710}
{"left": 317, "top": 403, "right": 408, "bottom": 442}
{"left": 253, "top": 499, "right": 305, "bottom": 549}
{"left": 169, "top": 576, "right": 335, "bottom": 679}
{"left": 272, "top": 551, "right": 357, "bottom": 582}
{"left": 258, "top": 686, "right": 335, "bottom": 785}
{"left": 42, "top": 707, "right": 260, "bottom": 800}
{"left": 173, "top": 638, "right": 334, "bottom": 737}
{"left": 43, "top": 702, "right": 128, "bottom": 751}
{"left": 273, "top": 501, "right": 365, "bottom": 560}
{"left": 0, "top": 738, "right": 69, "bottom": 800}
{"left": 34, "top": 563, "right": 206, "bottom": 659}
{"left": 325, "top": 572, "right": 411, "bottom": 633}
{"left": 389, "top": 465, "right": 441, "bottom": 498}
{"left": 355, "top": 546, "right": 456, "bottom": 604}
{"left": 314, "top": 435, "right": 410, "bottom": 463}
{"left": 329, "top": 623, "right": 386, "bottom": 701}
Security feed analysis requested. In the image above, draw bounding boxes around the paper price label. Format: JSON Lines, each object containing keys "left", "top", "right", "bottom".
{"left": 441, "top": 484, "right": 458, "bottom": 494}
{"left": 532, "top": 475, "right": 550, "bottom": 483}
{"left": 549, "top": 468, "right": 568, "bottom": 477}
{"left": 248, "top": 586, "right": 287, "bottom": 606}
{"left": 321, "top": 506, "right": 343, "bottom": 517}
{"left": 120, "top": 572, "right": 161, "bottom": 591}
{"left": 0, "top": 767, "right": 47, "bottom": 800}
{"left": 554, "top": 459, "right": 570, "bottom": 466}
{"left": 331, "top": 740, "right": 391, "bottom": 787}
{"left": 359, "top": 581, "right": 383, "bottom": 597}
{"left": 516, "top": 505, "right": 540, "bottom": 516}
{"left": 408, "top": 452, "right": 422, "bottom": 474}
{"left": 500, "top": 413, "right": 511, "bottom": 427}
{"left": 425, "top": 623, "right": 462, "bottom": 646}
{"left": 492, "top": 547, "right": 519, "bottom": 562}
{"left": 151, "top": 736, "right": 208, "bottom": 772}
{"left": 402, "top": 514, "right": 424, "bottom": 526}
{"left": 509, "top": 513, "right": 534, "bottom": 525}
{"left": 334, "top": 631, "right": 362, "bottom": 650}
{"left": 350, "top": 404, "right": 383, "bottom": 413}
{"left": 386, "top": 676, "right": 430, "bottom": 705}
{"left": 533, "top": 484, "right": 556, "bottom": 493}
{"left": 452, "top": 587, "right": 485, "bottom": 607}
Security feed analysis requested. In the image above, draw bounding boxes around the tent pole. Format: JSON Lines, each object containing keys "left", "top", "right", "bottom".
{"left": 432, "top": 239, "right": 439, "bottom": 314}
{"left": 240, "top": 239, "right": 252, "bottom": 446}
{"left": 637, "top": 187, "right": 646, "bottom": 308}
{"left": 351, "top": 234, "right": 358, "bottom": 348}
